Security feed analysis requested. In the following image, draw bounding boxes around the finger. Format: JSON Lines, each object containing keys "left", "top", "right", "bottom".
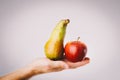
{"left": 76, "top": 57, "right": 90, "bottom": 66}
{"left": 65, "top": 57, "right": 90, "bottom": 69}
{"left": 84, "top": 57, "right": 90, "bottom": 61}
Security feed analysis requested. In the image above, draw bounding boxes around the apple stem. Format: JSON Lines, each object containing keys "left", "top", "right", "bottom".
{"left": 77, "top": 37, "right": 80, "bottom": 41}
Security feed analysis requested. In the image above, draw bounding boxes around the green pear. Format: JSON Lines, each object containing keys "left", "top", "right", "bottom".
{"left": 44, "top": 19, "right": 70, "bottom": 60}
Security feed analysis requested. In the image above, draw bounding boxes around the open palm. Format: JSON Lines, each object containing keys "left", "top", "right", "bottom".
{"left": 29, "top": 57, "right": 90, "bottom": 74}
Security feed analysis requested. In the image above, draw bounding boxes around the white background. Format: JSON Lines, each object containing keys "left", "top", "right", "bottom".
{"left": 0, "top": 0, "right": 120, "bottom": 80}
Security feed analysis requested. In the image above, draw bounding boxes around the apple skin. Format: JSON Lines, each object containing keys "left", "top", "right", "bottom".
{"left": 64, "top": 40, "right": 87, "bottom": 62}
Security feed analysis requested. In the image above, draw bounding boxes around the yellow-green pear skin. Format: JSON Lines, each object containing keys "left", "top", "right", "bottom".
{"left": 44, "top": 19, "right": 70, "bottom": 60}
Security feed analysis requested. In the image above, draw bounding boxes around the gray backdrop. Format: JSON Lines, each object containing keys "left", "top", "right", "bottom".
{"left": 0, "top": 0, "right": 120, "bottom": 80}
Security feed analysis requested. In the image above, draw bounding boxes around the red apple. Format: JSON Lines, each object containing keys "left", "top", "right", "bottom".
{"left": 64, "top": 37, "right": 87, "bottom": 62}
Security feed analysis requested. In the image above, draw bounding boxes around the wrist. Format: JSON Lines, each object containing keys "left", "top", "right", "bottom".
{"left": 24, "top": 66, "right": 35, "bottom": 77}
{"left": 27, "top": 65, "right": 44, "bottom": 76}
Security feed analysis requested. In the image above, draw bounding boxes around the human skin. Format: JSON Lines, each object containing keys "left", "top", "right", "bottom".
{"left": 0, "top": 57, "right": 90, "bottom": 80}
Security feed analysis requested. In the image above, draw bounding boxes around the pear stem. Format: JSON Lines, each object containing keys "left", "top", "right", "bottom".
{"left": 77, "top": 37, "right": 80, "bottom": 41}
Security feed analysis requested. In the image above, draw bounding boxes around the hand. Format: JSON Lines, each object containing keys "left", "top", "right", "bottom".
{"left": 0, "top": 57, "right": 90, "bottom": 80}
{"left": 28, "top": 57, "right": 90, "bottom": 75}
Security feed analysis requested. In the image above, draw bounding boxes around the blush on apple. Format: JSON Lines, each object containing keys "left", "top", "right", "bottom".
{"left": 64, "top": 37, "right": 87, "bottom": 62}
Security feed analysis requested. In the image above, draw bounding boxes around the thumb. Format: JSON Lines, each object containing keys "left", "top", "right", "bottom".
{"left": 51, "top": 61, "right": 69, "bottom": 72}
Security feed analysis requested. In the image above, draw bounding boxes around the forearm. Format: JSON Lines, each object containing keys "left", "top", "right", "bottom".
{"left": 0, "top": 66, "right": 38, "bottom": 80}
